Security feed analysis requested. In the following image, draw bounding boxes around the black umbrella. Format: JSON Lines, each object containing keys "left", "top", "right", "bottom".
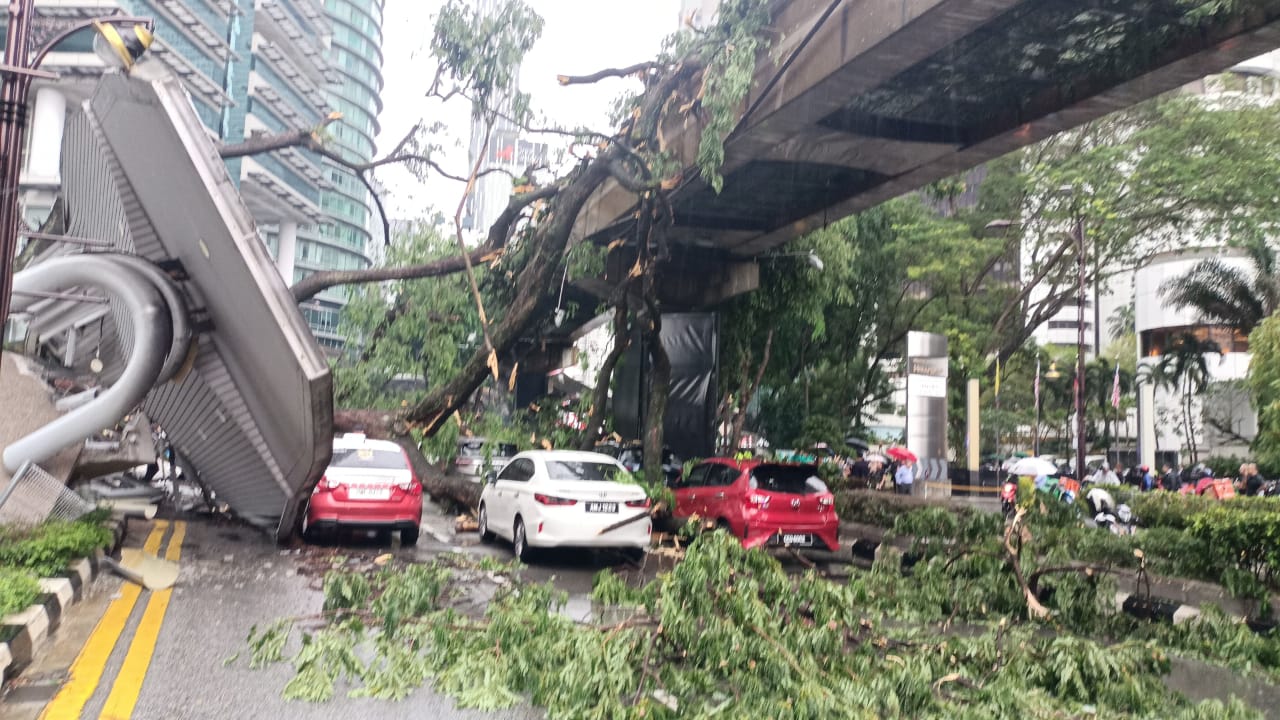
{"left": 844, "top": 437, "right": 869, "bottom": 452}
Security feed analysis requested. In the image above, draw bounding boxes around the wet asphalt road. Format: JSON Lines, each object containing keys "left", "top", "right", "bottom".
{"left": 0, "top": 501, "right": 664, "bottom": 720}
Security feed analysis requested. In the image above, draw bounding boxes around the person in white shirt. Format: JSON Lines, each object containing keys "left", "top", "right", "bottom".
{"left": 1092, "top": 462, "right": 1120, "bottom": 485}
{"left": 894, "top": 462, "right": 914, "bottom": 495}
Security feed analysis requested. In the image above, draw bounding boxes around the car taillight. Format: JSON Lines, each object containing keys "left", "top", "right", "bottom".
{"left": 818, "top": 496, "right": 834, "bottom": 508}
{"left": 534, "top": 493, "right": 577, "bottom": 506}
{"left": 625, "top": 498, "right": 650, "bottom": 508}
{"left": 748, "top": 493, "right": 770, "bottom": 508}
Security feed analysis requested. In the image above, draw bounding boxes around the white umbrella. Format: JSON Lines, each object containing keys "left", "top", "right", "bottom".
{"left": 1008, "top": 457, "right": 1059, "bottom": 477}
{"left": 864, "top": 453, "right": 887, "bottom": 464}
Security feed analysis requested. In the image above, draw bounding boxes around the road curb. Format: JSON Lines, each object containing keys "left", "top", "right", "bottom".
{"left": 0, "top": 518, "right": 125, "bottom": 686}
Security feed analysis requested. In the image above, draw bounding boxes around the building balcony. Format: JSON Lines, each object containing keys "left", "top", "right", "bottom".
{"left": 241, "top": 155, "right": 322, "bottom": 225}
{"left": 254, "top": 0, "right": 338, "bottom": 86}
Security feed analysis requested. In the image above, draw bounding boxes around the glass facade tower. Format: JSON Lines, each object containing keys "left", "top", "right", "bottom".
{"left": 21, "top": 0, "right": 384, "bottom": 348}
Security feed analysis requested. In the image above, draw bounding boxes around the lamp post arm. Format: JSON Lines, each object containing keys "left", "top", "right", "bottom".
{"left": 29, "top": 16, "right": 154, "bottom": 69}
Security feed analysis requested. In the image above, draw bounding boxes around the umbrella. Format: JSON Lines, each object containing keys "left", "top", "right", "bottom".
{"left": 1008, "top": 457, "right": 1059, "bottom": 477}
{"left": 844, "top": 437, "right": 870, "bottom": 452}
{"left": 886, "top": 446, "right": 917, "bottom": 463}
{"left": 864, "top": 453, "right": 887, "bottom": 464}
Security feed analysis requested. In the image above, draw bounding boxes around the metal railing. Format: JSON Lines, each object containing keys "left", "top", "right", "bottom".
{"left": 0, "top": 460, "right": 93, "bottom": 526}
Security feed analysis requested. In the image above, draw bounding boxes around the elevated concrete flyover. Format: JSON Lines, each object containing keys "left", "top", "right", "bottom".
{"left": 6, "top": 69, "right": 332, "bottom": 536}
{"left": 574, "top": 0, "right": 1280, "bottom": 288}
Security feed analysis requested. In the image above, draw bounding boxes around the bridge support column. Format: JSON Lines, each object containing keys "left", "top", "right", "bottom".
{"left": 276, "top": 221, "right": 298, "bottom": 280}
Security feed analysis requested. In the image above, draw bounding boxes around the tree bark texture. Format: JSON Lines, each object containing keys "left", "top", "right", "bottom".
{"left": 728, "top": 328, "right": 773, "bottom": 452}
{"left": 578, "top": 299, "right": 631, "bottom": 450}
{"left": 403, "top": 62, "right": 699, "bottom": 439}
{"left": 643, "top": 311, "right": 671, "bottom": 488}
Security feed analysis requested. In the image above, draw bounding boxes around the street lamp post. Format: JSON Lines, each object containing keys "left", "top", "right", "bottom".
{"left": 0, "top": 1, "right": 153, "bottom": 364}
{"left": 1072, "top": 215, "right": 1087, "bottom": 482}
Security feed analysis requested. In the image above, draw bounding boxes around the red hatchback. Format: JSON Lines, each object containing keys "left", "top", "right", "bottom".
{"left": 672, "top": 458, "right": 839, "bottom": 551}
{"left": 303, "top": 434, "right": 423, "bottom": 545}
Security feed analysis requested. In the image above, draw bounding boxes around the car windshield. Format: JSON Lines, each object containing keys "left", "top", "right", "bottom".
{"left": 330, "top": 448, "right": 406, "bottom": 470}
{"left": 459, "top": 440, "right": 517, "bottom": 458}
{"left": 545, "top": 461, "right": 623, "bottom": 482}
{"left": 750, "top": 464, "right": 828, "bottom": 495}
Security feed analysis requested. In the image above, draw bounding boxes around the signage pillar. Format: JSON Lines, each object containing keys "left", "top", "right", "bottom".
{"left": 906, "top": 331, "right": 949, "bottom": 498}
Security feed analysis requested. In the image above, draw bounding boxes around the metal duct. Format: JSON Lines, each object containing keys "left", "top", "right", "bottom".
{"left": 3, "top": 256, "right": 173, "bottom": 473}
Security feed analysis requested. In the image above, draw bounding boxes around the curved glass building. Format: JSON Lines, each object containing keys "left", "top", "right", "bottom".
{"left": 300, "top": 0, "right": 386, "bottom": 349}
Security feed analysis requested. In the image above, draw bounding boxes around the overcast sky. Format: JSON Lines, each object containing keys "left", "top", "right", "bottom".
{"left": 375, "top": 0, "right": 683, "bottom": 220}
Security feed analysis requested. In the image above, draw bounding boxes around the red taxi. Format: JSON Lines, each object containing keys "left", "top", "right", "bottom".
{"left": 303, "top": 434, "right": 423, "bottom": 545}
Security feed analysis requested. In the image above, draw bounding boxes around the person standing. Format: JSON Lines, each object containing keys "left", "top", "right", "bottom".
{"left": 894, "top": 461, "right": 915, "bottom": 495}
{"left": 1093, "top": 462, "right": 1120, "bottom": 485}
{"left": 1246, "top": 462, "right": 1266, "bottom": 496}
{"left": 1161, "top": 462, "right": 1179, "bottom": 492}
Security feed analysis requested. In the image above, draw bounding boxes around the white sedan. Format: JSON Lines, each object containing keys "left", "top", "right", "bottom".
{"left": 477, "top": 450, "right": 651, "bottom": 561}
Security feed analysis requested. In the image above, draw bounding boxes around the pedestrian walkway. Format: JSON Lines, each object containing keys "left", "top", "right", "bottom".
{"left": 3, "top": 520, "right": 185, "bottom": 720}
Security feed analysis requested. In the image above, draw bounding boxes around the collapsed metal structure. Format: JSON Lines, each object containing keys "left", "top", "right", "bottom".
{"left": 6, "top": 68, "right": 332, "bottom": 535}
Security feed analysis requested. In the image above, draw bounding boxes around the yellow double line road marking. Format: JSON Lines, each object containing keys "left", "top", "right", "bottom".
{"left": 100, "top": 521, "right": 186, "bottom": 720}
{"left": 39, "top": 520, "right": 185, "bottom": 720}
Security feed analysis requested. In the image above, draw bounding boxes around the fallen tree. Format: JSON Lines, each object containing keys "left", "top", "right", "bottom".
{"left": 241, "top": 528, "right": 1275, "bottom": 717}
{"left": 221, "top": 0, "right": 779, "bottom": 489}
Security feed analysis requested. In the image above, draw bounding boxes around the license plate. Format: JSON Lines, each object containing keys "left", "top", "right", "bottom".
{"left": 780, "top": 533, "right": 814, "bottom": 547}
{"left": 348, "top": 486, "right": 390, "bottom": 500}
{"left": 585, "top": 502, "right": 618, "bottom": 513}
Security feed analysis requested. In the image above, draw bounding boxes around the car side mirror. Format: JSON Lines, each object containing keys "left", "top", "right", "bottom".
{"left": 485, "top": 471, "right": 497, "bottom": 485}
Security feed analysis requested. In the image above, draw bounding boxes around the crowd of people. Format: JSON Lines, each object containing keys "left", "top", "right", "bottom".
{"left": 1084, "top": 459, "right": 1276, "bottom": 497}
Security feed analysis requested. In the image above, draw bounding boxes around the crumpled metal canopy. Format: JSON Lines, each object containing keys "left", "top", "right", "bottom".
{"left": 18, "top": 68, "right": 332, "bottom": 535}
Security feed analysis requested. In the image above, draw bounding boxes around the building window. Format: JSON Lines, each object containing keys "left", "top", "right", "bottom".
{"left": 1140, "top": 324, "right": 1249, "bottom": 356}
{"left": 1048, "top": 321, "right": 1092, "bottom": 331}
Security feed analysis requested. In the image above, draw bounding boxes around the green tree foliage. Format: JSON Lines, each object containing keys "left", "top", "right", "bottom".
{"left": 334, "top": 221, "right": 479, "bottom": 412}
{"left": 247, "top": 530, "right": 1274, "bottom": 717}
{"left": 1163, "top": 239, "right": 1280, "bottom": 336}
{"left": 1247, "top": 312, "right": 1280, "bottom": 471}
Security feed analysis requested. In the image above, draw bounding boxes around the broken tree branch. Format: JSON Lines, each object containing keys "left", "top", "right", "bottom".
{"left": 557, "top": 61, "right": 661, "bottom": 86}
{"left": 289, "top": 184, "right": 558, "bottom": 303}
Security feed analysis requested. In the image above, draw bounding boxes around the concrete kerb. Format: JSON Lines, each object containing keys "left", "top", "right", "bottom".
{"left": 0, "top": 517, "right": 125, "bottom": 686}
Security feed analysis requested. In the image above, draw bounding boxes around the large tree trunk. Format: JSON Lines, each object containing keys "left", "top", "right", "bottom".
{"left": 728, "top": 328, "right": 773, "bottom": 453}
{"left": 578, "top": 300, "right": 630, "bottom": 450}
{"left": 403, "top": 158, "right": 614, "bottom": 437}
{"left": 643, "top": 312, "right": 671, "bottom": 487}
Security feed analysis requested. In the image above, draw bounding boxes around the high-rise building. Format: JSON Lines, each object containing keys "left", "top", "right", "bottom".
{"left": 300, "top": 0, "right": 385, "bottom": 349}
{"left": 17, "top": 0, "right": 383, "bottom": 347}
{"left": 461, "top": 0, "right": 547, "bottom": 241}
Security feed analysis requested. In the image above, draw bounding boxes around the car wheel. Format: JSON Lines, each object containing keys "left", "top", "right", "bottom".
{"left": 478, "top": 503, "right": 495, "bottom": 543}
{"left": 716, "top": 518, "right": 734, "bottom": 536}
{"left": 621, "top": 547, "right": 646, "bottom": 564}
{"left": 400, "top": 526, "right": 420, "bottom": 547}
{"left": 513, "top": 517, "right": 534, "bottom": 563}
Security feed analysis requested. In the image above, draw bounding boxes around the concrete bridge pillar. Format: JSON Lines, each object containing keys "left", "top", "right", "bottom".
{"left": 275, "top": 221, "right": 298, "bottom": 280}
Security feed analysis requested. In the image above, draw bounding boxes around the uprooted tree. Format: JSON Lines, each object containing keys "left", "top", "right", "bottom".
{"left": 218, "top": 0, "right": 777, "bottom": 490}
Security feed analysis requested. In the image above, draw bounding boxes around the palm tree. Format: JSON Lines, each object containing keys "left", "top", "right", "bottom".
{"left": 1139, "top": 333, "right": 1221, "bottom": 464}
{"left": 1108, "top": 302, "right": 1135, "bottom": 341}
{"left": 1160, "top": 240, "right": 1280, "bottom": 335}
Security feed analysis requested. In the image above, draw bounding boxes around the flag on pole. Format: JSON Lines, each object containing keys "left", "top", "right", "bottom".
{"left": 1111, "top": 363, "right": 1121, "bottom": 409}
{"left": 1034, "top": 358, "right": 1041, "bottom": 405}
{"left": 994, "top": 356, "right": 1001, "bottom": 397}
